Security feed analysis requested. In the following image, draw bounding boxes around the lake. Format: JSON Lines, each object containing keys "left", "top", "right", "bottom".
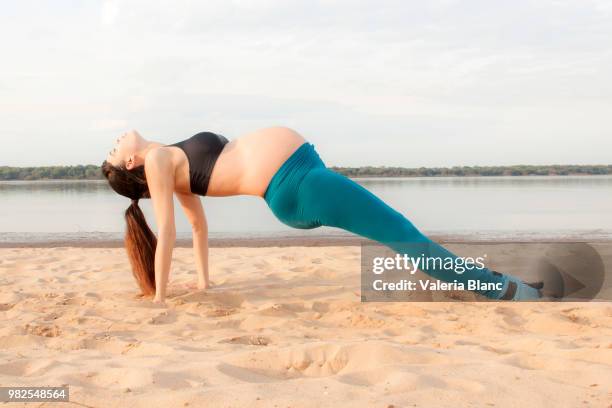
{"left": 1, "top": 176, "right": 611, "bottom": 243}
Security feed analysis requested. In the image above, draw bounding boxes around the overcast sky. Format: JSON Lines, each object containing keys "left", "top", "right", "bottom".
{"left": 1, "top": 0, "right": 611, "bottom": 167}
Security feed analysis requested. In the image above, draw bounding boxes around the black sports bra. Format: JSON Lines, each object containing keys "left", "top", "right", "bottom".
{"left": 168, "top": 132, "right": 229, "bottom": 196}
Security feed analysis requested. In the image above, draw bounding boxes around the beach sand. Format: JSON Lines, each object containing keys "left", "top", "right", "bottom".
{"left": 0, "top": 245, "right": 611, "bottom": 407}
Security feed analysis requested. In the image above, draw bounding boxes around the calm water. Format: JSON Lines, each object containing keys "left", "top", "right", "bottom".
{"left": 1, "top": 176, "right": 611, "bottom": 242}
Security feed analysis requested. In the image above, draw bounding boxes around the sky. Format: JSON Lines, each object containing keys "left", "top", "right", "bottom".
{"left": 0, "top": 0, "right": 611, "bottom": 167}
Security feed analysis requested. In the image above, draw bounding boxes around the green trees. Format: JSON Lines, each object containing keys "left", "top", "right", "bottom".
{"left": 330, "top": 164, "right": 612, "bottom": 177}
{"left": 0, "top": 165, "right": 102, "bottom": 180}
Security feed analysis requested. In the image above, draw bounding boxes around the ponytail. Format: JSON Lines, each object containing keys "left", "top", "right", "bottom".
{"left": 101, "top": 160, "right": 157, "bottom": 296}
{"left": 124, "top": 198, "right": 157, "bottom": 297}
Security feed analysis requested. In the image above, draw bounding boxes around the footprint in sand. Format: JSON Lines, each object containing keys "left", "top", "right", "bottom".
{"left": 148, "top": 311, "right": 178, "bottom": 325}
{"left": 0, "top": 358, "right": 58, "bottom": 377}
{"left": 42, "top": 311, "right": 61, "bottom": 321}
{"left": 24, "top": 323, "right": 61, "bottom": 337}
{"left": 559, "top": 308, "right": 590, "bottom": 325}
{"left": 220, "top": 335, "right": 271, "bottom": 346}
{"left": 494, "top": 306, "right": 527, "bottom": 328}
{"left": 206, "top": 307, "right": 239, "bottom": 317}
{"left": 179, "top": 290, "right": 245, "bottom": 309}
{"left": 258, "top": 302, "right": 306, "bottom": 316}
{"left": 504, "top": 353, "right": 567, "bottom": 371}
{"left": 311, "top": 301, "right": 330, "bottom": 314}
{"left": 217, "top": 342, "right": 447, "bottom": 383}
{"left": 0, "top": 303, "right": 14, "bottom": 311}
{"left": 254, "top": 260, "right": 271, "bottom": 269}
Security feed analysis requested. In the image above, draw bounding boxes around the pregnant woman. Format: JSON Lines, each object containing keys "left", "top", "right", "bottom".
{"left": 101, "top": 127, "right": 543, "bottom": 304}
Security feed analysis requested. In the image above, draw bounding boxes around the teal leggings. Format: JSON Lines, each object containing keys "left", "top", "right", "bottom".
{"left": 264, "top": 142, "right": 509, "bottom": 299}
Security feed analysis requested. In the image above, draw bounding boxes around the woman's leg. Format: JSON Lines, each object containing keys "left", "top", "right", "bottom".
{"left": 295, "top": 167, "right": 540, "bottom": 300}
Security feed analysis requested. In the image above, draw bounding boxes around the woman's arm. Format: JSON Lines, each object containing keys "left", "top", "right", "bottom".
{"left": 193, "top": 226, "right": 210, "bottom": 288}
{"left": 145, "top": 149, "right": 176, "bottom": 302}
{"left": 176, "top": 192, "right": 210, "bottom": 288}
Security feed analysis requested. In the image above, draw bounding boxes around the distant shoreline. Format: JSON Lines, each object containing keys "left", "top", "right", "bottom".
{"left": 1, "top": 163, "right": 612, "bottom": 180}
{"left": 2, "top": 232, "right": 611, "bottom": 248}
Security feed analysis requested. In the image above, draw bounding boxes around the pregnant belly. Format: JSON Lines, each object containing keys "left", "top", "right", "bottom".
{"left": 207, "top": 126, "right": 307, "bottom": 197}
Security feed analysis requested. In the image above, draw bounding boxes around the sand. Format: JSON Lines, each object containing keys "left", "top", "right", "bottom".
{"left": 0, "top": 245, "right": 611, "bottom": 408}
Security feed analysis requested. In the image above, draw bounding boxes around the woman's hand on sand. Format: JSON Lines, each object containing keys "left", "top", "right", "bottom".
{"left": 198, "top": 280, "right": 212, "bottom": 290}
{"left": 151, "top": 297, "right": 167, "bottom": 308}
{"left": 139, "top": 298, "right": 167, "bottom": 309}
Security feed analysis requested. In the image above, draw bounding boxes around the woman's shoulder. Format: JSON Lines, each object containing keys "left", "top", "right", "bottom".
{"left": 145, "top": 146, "right": 174, "bottom": 171}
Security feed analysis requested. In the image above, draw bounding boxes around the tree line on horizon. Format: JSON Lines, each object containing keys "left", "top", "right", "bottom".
{"left": 0, "top": 164, "right": 611, "bottom": 181}
{"left": 330, "top": 164, "right": 612, "bottom": 177}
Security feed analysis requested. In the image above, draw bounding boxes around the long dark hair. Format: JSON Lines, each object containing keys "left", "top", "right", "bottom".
{"left": 101, "top": 160, "right": 157, "bottom": 297}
